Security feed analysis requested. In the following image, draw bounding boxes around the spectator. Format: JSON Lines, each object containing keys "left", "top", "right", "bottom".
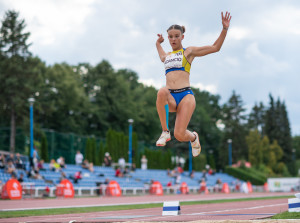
{"left": 208, "top": 168, "right": 215, "bottom": 175}
{"left": 215, "top": 178, "right": 222, "bottom": 192}
{"left": 201, "top": 170, "right": 207, "bottom": 181}
{"left": 234, "top": 180, "right": 241, "bottom": 192}
{"left": 75, "top": 150, "right": 84, "bottom": 165}
{"left": 103, "top": 152, "right": 112, "bottom": 167}
{"left": 115, "top": 167, "right": 123, "bottom": 177}
{"left": 179, "top": 157, "right": 185, "bottom": 168}
{"left": 73, "top": 171, "right": 82, "bottom": 184}
{"left": 5, "top": 160, "right": 16, "bottom": 174}
{"left": 33, "top": 146, "right": 39, "bottom": 159}
{"left": 28, "top": 167, "right": 43, "bottom": 180}
{"left": 18, "top": 173, "right": 24, "bottom": 183}
{"left": 38, "top": 159, "right": 46, "bottom": 171}
{"left": 167, "top": 181, "right": 172, "bottom": 187}
{"left": 32, "top": 152, "right": 39, "bottom": 169}
{"left": 89, "top": 162, "right": 94, "bottom": 173}
{"left": 14, "top": 153, "right": 25, "bottom": 170}
{"left": 189, "top": 170, "right": 195, "bottom": 179}
{"left": 174, "top": 170, "right": 181, "bottom": 185}
{"left": 118, "top": 157, "right": 126, "bottom": 171}
{"left": 57, "top": 156, "right": 66, "bottom": 168}
{"left": 199, "top": 178, "right": 207, "bottom": 193}
{"left": 141, "top": 155, "right": 148, "bottom": 170}
{"left": 49, "top": 159, "right": 60, "bottom": 172}
{"left": 177, "top": 165, "right": 184, "bottom": 174}
{"left": 167, "top": 168, "right": 173, "bottom": 177}
{"left": 0, "top": 154, "right": 5, "bottom": 169}
{"left": 123, "top": 167, "right": 131, "bottom": 177}
{"left": 6, "top": 153, "right": 15, "bottom": 163}
{"left": 131, "top": 163, "right": 136, "bottom": 172}
{"left": 81, "top": 159, "right": 89, "bottom": 170}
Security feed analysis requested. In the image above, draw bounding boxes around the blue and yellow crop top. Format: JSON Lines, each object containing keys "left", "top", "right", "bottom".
{"left": 164, "top": 48, "right": 191, "bottom": 75}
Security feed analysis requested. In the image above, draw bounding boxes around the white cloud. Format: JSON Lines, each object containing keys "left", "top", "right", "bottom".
{"left": 261, "top": 5, "right": 300, "bottom": 36}
{"left": 139, "top": 78, "right": 163, "bottom": 89}
{"left": 245, "top": 42, "right": 290, "bottom": 73}
{"left": 228, "top": 26, "right": 251, "bottom": 40}
{"left": 2, "top": 0, "right": 96, "bottom": 46}
{"left": 192, "top": 82, "right": 218, "bottom": 94}
{"left": 224, "top": 56, "right": 240, "bottom": 67}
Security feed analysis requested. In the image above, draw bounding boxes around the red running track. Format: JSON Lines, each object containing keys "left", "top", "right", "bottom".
{"left": 0, "top": 192, "right": 294, "bottom": 222}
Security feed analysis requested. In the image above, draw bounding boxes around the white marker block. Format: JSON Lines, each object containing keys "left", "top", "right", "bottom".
{"left": 162, "top": 201, "right": 180, "bottom": 216}
{"left": 288, "top": 198, "right": 300, "bottom": 212}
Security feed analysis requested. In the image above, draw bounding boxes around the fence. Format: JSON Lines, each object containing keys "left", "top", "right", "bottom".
{"left": 0, "top": 127, "right": 157, "bottom": 166}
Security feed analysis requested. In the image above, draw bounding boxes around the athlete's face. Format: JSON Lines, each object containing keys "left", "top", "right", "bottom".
{"left": 168, "top": 29, "right": 184, "bottom": 50}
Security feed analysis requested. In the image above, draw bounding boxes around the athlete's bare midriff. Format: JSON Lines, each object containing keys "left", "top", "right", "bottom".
{"left": 166, "top": 70, "right": 190, "bottom": 89}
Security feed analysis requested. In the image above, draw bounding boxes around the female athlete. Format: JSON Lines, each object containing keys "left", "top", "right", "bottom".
{"left": 155, "top": 12, "right": 232, "bottom": 157}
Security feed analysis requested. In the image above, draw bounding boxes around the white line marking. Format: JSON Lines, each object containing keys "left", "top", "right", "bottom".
{"left": 187, "top": 203, "right": 286, "bottom": 215}
{"left": 1, "top": 194, "right": 291, "bottom": 211}
{"left": 132, "top": 202, "right": 287, "bottom": 221}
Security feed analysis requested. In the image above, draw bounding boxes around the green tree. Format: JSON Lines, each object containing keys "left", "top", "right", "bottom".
{"left": 0, "top": 10, "right": 33, "bottom": 153}
{"left": 264, "top": 95, "right": 293, "bottom": 174}
{"left": 248, "top": 102, "right": 265, "bottom": 133}
{"left": 246, "top": 130, "right": 263, "bottom": 166}
{"left": 35, "top": 63, "right": 90, "bottom": 134}
{"left": 218, "top": 91, "right": 247, "bottom": 169}
{"left": 293, "top": 136, "right": 300, "bottom": 160}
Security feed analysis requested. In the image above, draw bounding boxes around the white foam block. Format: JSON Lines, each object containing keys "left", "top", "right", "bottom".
{"left": 288, "top": 198, "right": 300, "bottom": 212}
{"left": 162, "top": 201, "right": 180, "bottom": 216}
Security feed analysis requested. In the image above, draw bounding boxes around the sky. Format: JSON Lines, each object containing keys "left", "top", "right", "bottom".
{"left": 0, "top": 0, "right": 300, "bottom": 136}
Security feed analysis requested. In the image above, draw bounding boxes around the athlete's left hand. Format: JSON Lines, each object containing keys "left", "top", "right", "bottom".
{"left": 222, "top": 11, "right": 232, "bottom": 29}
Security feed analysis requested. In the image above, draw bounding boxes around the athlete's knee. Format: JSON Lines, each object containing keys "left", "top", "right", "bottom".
{"left": 157, "top": 87, "right": 169, "bottom": 99}
{"left": 174, "top": 129, "right": 186, "bottom": 142}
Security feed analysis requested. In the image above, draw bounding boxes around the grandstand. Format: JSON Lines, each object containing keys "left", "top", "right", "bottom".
{"left": 0, "top": 157, "right": 243, "bottom": 198}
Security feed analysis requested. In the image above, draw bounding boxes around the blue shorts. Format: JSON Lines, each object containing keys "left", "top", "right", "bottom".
{"left": 169, "top": 87, "right": 194, "bottom": 106}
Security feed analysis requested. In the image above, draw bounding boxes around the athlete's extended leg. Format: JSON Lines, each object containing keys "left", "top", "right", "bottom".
{"left": 156, "top": 87, "right": 176, "bottom": 146}
{"left": 174, "top": 94, "right": 201, "bottom": 156}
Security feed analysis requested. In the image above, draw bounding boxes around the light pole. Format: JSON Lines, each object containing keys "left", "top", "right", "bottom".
{"left": 28, "top": 97, "right": 35, "bottom": 158}
{"left": 227, "top": 139, "right": 232, "bottom": 166}
{"left": 128, "top": 119, "right": 134, "bottom": 165}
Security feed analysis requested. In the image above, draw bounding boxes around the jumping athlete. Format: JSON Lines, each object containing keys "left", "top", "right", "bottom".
{"left": 155, "top": 12, "right": 232, "bottom": 157}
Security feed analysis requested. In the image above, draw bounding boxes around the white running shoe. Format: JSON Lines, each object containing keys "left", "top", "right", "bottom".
{"left": 191, "top": 131, "right": 201, "bottom": 157}
{"left": 156, "top": 131, "right": 171, "bottom": 146}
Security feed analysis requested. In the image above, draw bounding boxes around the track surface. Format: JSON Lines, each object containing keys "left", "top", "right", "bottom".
{"left": 0, "top": 192, "right": 294, "bottom": 222}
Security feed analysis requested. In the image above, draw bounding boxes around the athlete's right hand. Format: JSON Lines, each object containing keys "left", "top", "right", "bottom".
{"left": 157, "top": 34, "right": 164, "bottom": 44}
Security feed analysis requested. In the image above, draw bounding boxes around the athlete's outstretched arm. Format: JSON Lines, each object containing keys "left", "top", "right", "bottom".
{"left": 156, "top": 34, "right": 167, "bottom": 62}
{"left": 188, "top": 12, "right": 232, "bottom": 58}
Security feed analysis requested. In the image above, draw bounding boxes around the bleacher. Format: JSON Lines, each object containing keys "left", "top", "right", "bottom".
{"left": 0, "top": 161, "right": 242, "bottom": 197}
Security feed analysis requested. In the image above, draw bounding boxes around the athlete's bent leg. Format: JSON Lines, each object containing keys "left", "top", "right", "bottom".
{"left": 173, "top": 94, "right": 201, "bottom": 156}
{"left": 173, "top": 94, "right": 196, "bottom": 142}
{"left": 156, "top": 87, "right": 176, "bottom": 131}
{"left": 156, "top": 87, "right": 176, "bottom": 146}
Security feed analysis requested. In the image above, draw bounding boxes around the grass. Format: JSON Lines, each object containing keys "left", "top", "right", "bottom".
{"left": 271, "top": 211, "right": 300, "bottom": 219}
{"left": 0, "top": 195, "right": 293, "bottom": 219}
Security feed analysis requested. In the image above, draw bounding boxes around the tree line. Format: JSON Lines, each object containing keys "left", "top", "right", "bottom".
{"left": 0, "top": 10, "right": 299, "bottom": 175}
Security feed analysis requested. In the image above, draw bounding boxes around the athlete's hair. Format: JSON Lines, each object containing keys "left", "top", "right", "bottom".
{"left": 167, "top": 24, "right": 185, "bottom": 34}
